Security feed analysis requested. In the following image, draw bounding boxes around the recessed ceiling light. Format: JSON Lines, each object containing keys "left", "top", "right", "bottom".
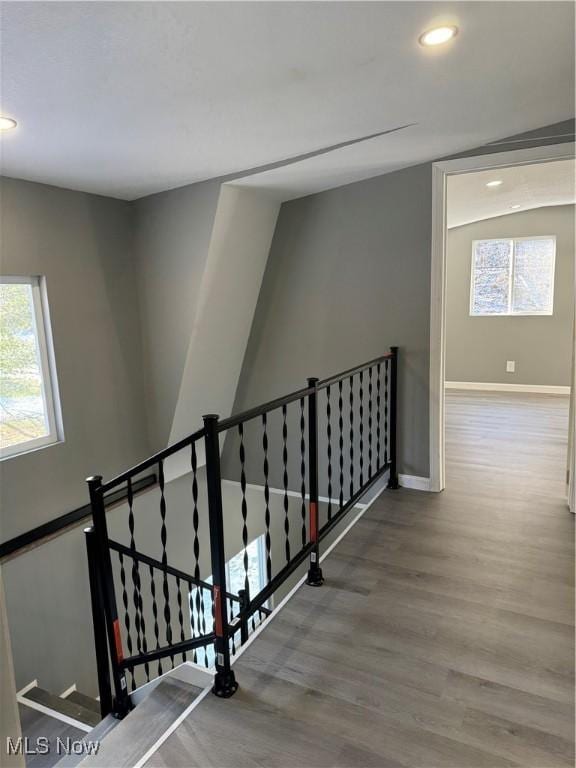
{"left": 419, "top": 26, "right": 458, "bottom": 47}
{"left": 0, "top": 116, "right": 17, "bottom": 131}
{"left": 511, "top": 204, "right": 521, "bottom": 210}
{"left": 486, "top": 180, "right": 503, "bottom": 188}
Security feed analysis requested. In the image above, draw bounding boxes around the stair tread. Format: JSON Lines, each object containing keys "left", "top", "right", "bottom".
{"left": 19, "top": 704, "right": 87, "bottom": 768}
{"left": 65, "top": 690, "right": 101, "bottom": 715}
{"left": 55, "top": 715, "right": 120, "bottom": 768}
{"left": 24, "top": 687, "right": 101, "bottom": 728}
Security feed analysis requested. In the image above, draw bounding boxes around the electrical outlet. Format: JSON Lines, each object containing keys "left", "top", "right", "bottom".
{"left": 506, "top": 360, "right": 515, "bottom": 373}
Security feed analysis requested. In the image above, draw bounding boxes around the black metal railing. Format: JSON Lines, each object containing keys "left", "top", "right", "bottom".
{"left": 85, "top": 348, "right": 398, "bottom": 718}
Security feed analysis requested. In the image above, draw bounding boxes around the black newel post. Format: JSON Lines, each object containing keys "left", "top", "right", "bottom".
{"left": 387, "top": 347, "right": 400, "bottom": 489}
{"left": 203, "top": 415, "right": 238, "bottom": 698}
{"left": 86, "top": 476, "right": 131, "bottom": 718}
{"left": 84, "top": 526, "right": 113, "bottom": 718}
{"left": 306, "top": 378, "right": 324, "bottom": 586}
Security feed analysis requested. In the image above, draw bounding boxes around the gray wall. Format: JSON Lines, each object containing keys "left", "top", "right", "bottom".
{"left": 230, "top": 163, "right": 433, "bottom": 479}
{"left": 0, "top": 178, "right": 150, "bottom": 541}
{"left": 229, "top": 121, "right": 574, "bottom": 479}
{"left": 134, "top": 180, "right": 221, "bottom": 450}
{"left": 446, "top": 205, "right": 575, "bottom": 386}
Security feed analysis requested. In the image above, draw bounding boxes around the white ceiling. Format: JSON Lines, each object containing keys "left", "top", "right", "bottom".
{"left": 0, "top": 2, "right": 574, "bottom": 201}
{"left": 447, "top": 159, "right": 576, "bottom": 228}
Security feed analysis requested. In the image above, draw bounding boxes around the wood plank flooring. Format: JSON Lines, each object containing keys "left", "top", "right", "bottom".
{"left": 147, "top": 392, "right": 574, "bottom": 768}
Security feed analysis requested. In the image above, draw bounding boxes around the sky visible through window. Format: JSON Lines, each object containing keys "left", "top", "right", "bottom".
{"left": 0, "top": 282, "right": 50, "bottom": 450}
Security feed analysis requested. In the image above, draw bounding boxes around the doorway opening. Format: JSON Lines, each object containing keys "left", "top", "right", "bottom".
{"left": 430, "top": 144, "right": 575, "bottom": 510}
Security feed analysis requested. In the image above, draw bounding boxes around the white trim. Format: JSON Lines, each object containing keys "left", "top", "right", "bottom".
{"left": 17, "top": 679, "right": 38, "bottom": 697}
{"left": 430, "top": 142, "right": 575, "bottom": 494}
{"left": 132, "top": 685, "right": 212, "bottom": 768}
{"left": 398, "top": 474, "right": 432, "bottom": 491}
{"left": 59, "top": 683, "right": 77, "bottom": 699}
{"left": 445, "top": 381, "right": 570, "bottom": 395}
{"left": 17, "top": 693, "right": 92, "bottom": 733}
{"left": 138, "top": 481, "right": 389, "bottom": 767}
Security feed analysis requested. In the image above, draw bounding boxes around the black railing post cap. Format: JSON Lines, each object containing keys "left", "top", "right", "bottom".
{"left": 202, "top": 413, "right": 220, "bottom": 422}
{"left": 307, "top": 377, "right": 319, "bottom": 387}
{"left": 86, "top": 475, "right": 103, "bottom": 485}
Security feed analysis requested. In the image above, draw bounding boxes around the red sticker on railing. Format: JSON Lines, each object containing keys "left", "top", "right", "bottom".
{"left": 214, "top": 586, "right": 223, "bottom": 637}
{"left": 310, "top": 501, "right": 318, "bottom": 542}
{"left": 113, "top": 619, "right": 124, "bottom": 663}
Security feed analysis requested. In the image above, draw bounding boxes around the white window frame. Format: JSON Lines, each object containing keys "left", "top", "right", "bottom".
{"left": 0, "top": 275, "right": 64, "bottom": 460}
{"left": 469, "top": 236, "right": 556, "bottom": 317}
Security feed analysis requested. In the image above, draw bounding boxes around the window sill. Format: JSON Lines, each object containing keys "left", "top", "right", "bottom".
{"left": 0, "top": 436, "right": 65, "bottom": 462}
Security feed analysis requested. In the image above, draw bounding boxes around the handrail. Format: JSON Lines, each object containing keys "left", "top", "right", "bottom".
{"left": 85, "top": 348, "right": 399, "bottom": 716}
{"left": 317, "top": 352, "right": 393, "bottom": 389}
{"left": 101, "top": 427, "right": 206, "bottom": 493}
{"left": 0, "top": 473, "right": 156, "bottom": 561}
{"left": 217, "top": 384, "right": 315, "bottom": 432}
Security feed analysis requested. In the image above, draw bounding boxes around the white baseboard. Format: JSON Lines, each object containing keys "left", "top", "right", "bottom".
{"left": 445, "top": 381, "right": 570, "bottom": 395}
{"left": 399, "top": 474, "right": 432, "bottom": 491}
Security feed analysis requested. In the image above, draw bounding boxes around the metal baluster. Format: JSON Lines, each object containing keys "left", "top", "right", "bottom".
{"left": 262, "top": 413, "right": 272, "bottom": 583}
{"left": 118, "top": 551, "right": 134, "bottom": 690}
{"left": 238, "top": 589, "right": 249, "bottom": 645}
{"left": 359, "top": 370, "right": 364, "bottom": 487}
{"left": 384, "top": 359, "right": 389, "bottom": 466}
{"left": 127, "top": 479, "right": 148, "bottom": 681}
{"left": 204, "top": 586, "right": 213, "bottom": 668}
{"left": 338, "top": 380, "right": 344, "bottom": 508}
{"left": 368, "top": 366, "right": 373, "bottom": 479}
{"left": 158, "top": 461, "right": 173, "bottom": 661}
{"left": 326, "top": 385, "right": 333, "bottom": 520}
{"left": 176, "top": 577, "right": 186, "bottom": 663}
{"left": 229, "top": 597, "right": 237, "bottom": 655}
{"left": 191, "top": 443, "right": 206, "bottom": 658}
{"left": 300, "top": 397, "right": 307, "bottom": 548}
{"left": 149, "top": 565, "right": 163, "bottom": 677}
{"left": 187, "top": 581, "right": 198, "bottom": 664}
{"left": 282, "top": 405, "right": 291, "bottom": 563}
{"left": 349, "top": 376, "right": 354, "bottom": 497}
{"left": 238, "top": 423, "right": 251, "bottom": 598}
{"left": 376, "top": 363, "right": 382, "bottom": 469}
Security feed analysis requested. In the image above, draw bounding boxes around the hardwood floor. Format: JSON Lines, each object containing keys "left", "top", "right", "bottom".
{"left": 147, "top": 392, "right": 574, "bottom": 768}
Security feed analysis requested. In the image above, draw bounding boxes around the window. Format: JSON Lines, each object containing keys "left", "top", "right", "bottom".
{"left": 470, "top": 237, "right": 556, "bottom": 316}
{"left": 190, "top": 535, "right": 268, "bottom": 667}
{"left": 0, "top": 276, "right": 62, "bottom": 459}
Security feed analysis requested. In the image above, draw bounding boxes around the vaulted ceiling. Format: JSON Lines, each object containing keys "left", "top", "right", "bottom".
{"left": 447, "top": 159, "right": 576, "bottom": 228}
{"left": 1, "top": 2, "right": 574, "bottom": 200}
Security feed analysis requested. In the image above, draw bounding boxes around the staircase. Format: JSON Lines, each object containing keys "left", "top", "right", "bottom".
{"left": 16, "top": 681, "right": 105, "bottom": 767}
{"left": 17, "top": 672, "right": 208, "bottom": 768}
